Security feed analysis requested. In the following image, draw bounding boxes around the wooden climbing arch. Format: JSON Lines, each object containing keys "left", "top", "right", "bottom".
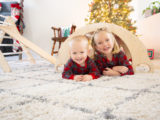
{"left": 56, "top": 23, "right": 153, "bottom": 73}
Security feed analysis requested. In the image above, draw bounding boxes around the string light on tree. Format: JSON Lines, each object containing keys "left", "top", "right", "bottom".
{"left": 85, "top": 0, "right": 137, "bottom": 34}
{"left": 114, "top": 4, "right": 119, "bottom": 9}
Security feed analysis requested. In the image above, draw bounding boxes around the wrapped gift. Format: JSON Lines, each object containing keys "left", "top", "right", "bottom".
{"left": 147, "top": 49, "right": 154, "bottom": 59}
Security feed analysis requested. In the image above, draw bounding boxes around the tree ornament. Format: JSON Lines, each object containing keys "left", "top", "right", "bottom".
{"left": 85, "top": 0, "right": 137, "bottom": 34}
{"left": 114, "top": 4, "right": 119, "bottom": 9}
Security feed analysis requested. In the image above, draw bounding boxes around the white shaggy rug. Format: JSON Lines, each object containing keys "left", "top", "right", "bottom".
{"left": 0, "top": 58, "right": 160, "bottom": 120}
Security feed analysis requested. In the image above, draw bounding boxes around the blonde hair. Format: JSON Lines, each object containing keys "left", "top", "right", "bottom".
{"left": 91, "top": 28, "right": 120, "bottom": 57}
{"left": 69, "top": 35, "right": 89, "bottom": 48}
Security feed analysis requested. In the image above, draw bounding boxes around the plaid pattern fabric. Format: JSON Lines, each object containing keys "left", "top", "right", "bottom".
{"left": 62, "top": 56, "right": 100, "bottom": 80}
{"left": 94, "top": 51, "right": 134, "bottom": 76}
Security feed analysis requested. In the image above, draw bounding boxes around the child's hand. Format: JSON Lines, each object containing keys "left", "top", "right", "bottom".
{"left": 82, "top": 75, "right": 93, "bottom": 82}
{"left": 103, "top": 68, "right": 120, "bottom": 76}
{"left": 112, "top": 66, "right": 128, "bottom": 74}
{"left": 74, "top": 75, "right": 83, "bottom": 81}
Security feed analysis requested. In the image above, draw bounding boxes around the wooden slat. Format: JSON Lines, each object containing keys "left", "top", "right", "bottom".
{"left": 0, "top": 44, "right": 14, "bottom": 46}
{"left": 0, "top": 36, "right": 12, "bottom": 39}
{"left": 0, "top": 51, "right": 11, "bottom": 72}
{"left": 0, "top": 17, "right": 56, "bottom": 64}
{"left": 51, "top": 27, "right": 61, "bottom": 31}
{"left": 3, "top": 52, "right": 22, "bottom": 55}
{"left": 53, "top": 51, "right": 58, "bottom": 54}
{"left": 0, "top": 31, "right": 5, "bottom": 44}
{"left": 52, "top": 37, "right": 67, "bottom": 42}
{"left": 21, "top": 44, "right": 36, "bottom": 64}
{"left": 0, "top": 19, "right": 11, "bottom": 72}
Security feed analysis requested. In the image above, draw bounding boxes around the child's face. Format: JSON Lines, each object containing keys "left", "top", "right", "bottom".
{"left": 94, "top": 31, "right": 114, "bottom": 55}
{"left": 70, "top": 41, "right": 88, "bottom": 65}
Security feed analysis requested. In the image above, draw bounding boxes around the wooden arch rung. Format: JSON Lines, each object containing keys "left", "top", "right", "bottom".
{"left": 0, "top": 51, "right": 11, "bottom": 72}
{"left": 0, "top": 36, "right": 12, "bottom": 39}
{"left": 0, "top": 44, "right": 15, "bottom": 46}
{"left": 56, "top": 23, "right": 154, "bottom": 73}
{"left": 3, "top": 52, "right": 23, "bottom": 56}
{"left": 0, "top": 21, "right": 11, "bottom": 26}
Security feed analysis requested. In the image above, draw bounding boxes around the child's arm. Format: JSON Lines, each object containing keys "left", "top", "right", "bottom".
{"left": 74, "top": 75, "right": 83, "bottom": 81}
{"left": 62, "top": 60, "right": 75, "bottom": 79}
{"left": 94, "top": 55, "right": 105, "bottom": 75}
{"left": 103, "top": 68, "right": 121, "bottom": 76}
{"left": 88, "top": 58, "right": 101, "bottom": 79}
{"left": 82, "top": 75, "right": 93, "bottom": 81}
{"left": 62, "top": 60, "right": 83, "bottom": 81}
{"left": 117, "top": 51, "right": 134, "bottom": 75}
{"left": 112, "top": 66, "right": 128, "bottom": 74}
{"left": 81, "top": 58, "right": 101, "bottom": 82}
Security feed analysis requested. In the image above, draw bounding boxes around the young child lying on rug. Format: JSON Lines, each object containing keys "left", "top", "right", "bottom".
{"left": 91, "top": 28, "right": 134, "bottom": 76}
{"left": 62, "top": 35, "right": 100, "bottom": 81}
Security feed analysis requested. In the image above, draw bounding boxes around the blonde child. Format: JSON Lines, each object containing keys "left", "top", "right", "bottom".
{"left": 62, "top": 35, "right": 100, "bottom": 81}
{"left": 91, "top": 28, "right": 134, "bottom": 76}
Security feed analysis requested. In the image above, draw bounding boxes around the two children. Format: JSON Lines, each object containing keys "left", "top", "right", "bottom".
{"left": 62, "top": 28, "right": 134, "bottom": 81}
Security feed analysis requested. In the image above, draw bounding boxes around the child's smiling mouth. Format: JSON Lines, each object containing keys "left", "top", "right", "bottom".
{"left": 103, "top": 47, "right": 110, "bottom": 51}
{"left": 76, "top": 58, "right": 83, "bottom": 62}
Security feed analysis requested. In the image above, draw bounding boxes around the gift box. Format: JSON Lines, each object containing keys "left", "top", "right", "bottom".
{"left": 147, "top": 49, "right": 154, "bottom": 59}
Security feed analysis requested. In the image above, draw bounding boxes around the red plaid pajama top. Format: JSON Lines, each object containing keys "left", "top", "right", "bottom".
{"left": 94, "top": 51, "right": 134, "bottom": 76}
{"left": 62, "top": 56, "right": 100, "bottom": 80}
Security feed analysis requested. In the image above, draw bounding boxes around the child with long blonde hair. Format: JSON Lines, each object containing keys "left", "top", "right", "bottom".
{"left": 91, "top": 28, "right": 134, "bottom": 76}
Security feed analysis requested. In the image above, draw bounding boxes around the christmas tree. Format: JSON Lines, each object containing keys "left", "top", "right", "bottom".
{"left": 85, "top": 0, "right": 136, "bottom": 34}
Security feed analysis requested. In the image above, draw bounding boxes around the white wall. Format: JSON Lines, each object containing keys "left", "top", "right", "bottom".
{"left": 137, "top": 0, "right": 156, "bottom": 20}
{"left": 136, "top": 13, "right": 160, "bottom": 59}
{"left": 0, "top": 0, "right": 155, "bottom": 54}
{"left": 129, "top": 0, "right": 156, "bottom": 24}
{"left": 22, "top": 0, "right": 155, "bottom": 54}
{"left": 23, "top": 0, "right": 90, "bottom": 54}
{"left": 129, "top": 0, "right": 139, "bottom": 21}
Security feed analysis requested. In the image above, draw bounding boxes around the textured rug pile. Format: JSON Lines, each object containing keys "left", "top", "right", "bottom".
{"left": 0, "top": 59, "right": 160, "bottom": 120}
